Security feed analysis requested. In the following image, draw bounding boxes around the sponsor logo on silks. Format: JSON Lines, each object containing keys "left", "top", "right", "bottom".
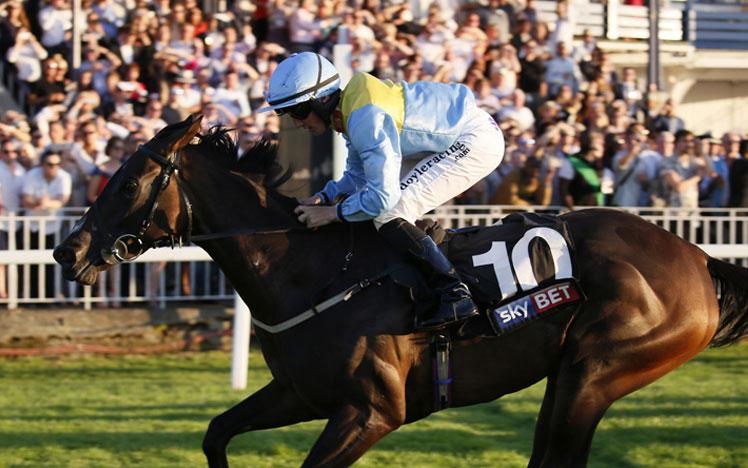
{"left": 400, "top": 142, "right": 471, "bottom": 190}
{"left": 489, "top": 281, "right": 581, "bottom": 333}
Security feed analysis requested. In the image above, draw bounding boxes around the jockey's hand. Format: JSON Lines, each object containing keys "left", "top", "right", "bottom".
{"left": 294, "top": 205, "right": 339, "bottom": 228}
{"left": 297, "top": 195, "right": 323, "bottom": 205}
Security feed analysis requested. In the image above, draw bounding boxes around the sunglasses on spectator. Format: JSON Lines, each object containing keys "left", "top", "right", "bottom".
{"left": 44, "top": 161, "right": 60, "bottom": 167}
{"left": 274, "top": 101, "right": 313, "bottom": 120}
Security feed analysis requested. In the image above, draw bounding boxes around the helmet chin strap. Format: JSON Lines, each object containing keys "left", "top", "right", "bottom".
{"left": 310, "top": 89, "right": 341, "bottom": 127}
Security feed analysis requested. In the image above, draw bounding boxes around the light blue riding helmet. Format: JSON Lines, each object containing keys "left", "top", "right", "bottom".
{"left": 256, "top": 52, "right": 341, "bottom": 114}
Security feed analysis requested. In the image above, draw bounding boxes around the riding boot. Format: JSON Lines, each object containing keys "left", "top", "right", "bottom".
{"left": 378, "top": 218, "right": 478, "bottom": 330}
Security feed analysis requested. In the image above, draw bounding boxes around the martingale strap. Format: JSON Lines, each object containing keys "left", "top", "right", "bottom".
{"left": 251, "top": 265, "right": 402, "bottom": 334}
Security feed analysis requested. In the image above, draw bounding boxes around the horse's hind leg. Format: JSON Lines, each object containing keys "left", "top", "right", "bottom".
{"left": 527, "top": 371, "right": 559, "bottom": 467}
{"left": 529, "top": 355, "right": 615, "bottom": 468}
{"left": 202, "top": 379, "right": 316, "bottom": 468}
{"left": 531, "top": 312, "right": 714, "bottom": 466}
{"left": 301, "top": 403, "right": 403, "bottom": 467}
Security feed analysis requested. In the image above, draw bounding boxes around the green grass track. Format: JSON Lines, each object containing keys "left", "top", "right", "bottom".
{"left": 1, "top": 344, "right": 747, "bottom": 467}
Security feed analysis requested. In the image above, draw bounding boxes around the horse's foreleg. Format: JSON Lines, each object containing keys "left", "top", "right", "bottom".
{"left": 202, "top": 379, "right": 316, "bottom": 468}
{"left": 301, "top": 404, "right": 401, "bottom": 468}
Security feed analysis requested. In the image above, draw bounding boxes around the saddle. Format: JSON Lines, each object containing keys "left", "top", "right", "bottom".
{"left": 391, "top": 212, "right": 585, "bottom": 338}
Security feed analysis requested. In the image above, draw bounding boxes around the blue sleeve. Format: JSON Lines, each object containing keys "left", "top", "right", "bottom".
{"left": 315, "top": 138, "right": 366, "bottom": 203}
{"left": 337, "top": 104, "right": 402, "bottom": 222}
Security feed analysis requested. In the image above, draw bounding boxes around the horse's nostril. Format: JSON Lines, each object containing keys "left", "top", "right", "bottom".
{"left": 54, "top": 246, "right": 76, "bottom": 265}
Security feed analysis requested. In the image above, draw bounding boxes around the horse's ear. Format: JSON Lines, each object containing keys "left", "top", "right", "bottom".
{"left": 167, "top": 114, "right": 203, "bottom": 152}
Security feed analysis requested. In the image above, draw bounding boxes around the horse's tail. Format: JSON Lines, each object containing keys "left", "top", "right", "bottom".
{"left": 707, "top": 257, "right": 748, "bottom": 347}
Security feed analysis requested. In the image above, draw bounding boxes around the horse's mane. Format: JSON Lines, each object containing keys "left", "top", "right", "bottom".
{"left": 193, "top": 126, "right": 292, "bottom": 189}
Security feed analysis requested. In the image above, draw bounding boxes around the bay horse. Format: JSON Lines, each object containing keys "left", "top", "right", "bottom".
{"left": 54, "top": 115, "right": 748, "bottom": 467}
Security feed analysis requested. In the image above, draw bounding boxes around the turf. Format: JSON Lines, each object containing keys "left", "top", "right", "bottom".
{"left": 0, "top": 343, "right": 747, "bottom": 468}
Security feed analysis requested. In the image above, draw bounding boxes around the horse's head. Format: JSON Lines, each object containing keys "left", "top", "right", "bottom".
{"left": 54, "top": 114, "right": 203, "bottom": 285}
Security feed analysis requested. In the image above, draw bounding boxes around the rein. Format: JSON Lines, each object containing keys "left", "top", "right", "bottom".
{"left": 94, "top": 142, "right": 389, "bottom": 334}
{"left": 251, "top": 263, "right": 403, "bottom": 334}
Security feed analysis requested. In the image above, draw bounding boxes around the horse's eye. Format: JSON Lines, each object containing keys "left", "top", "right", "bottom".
{"left": 122, "top": 179, "right": 139, "bottom": 197}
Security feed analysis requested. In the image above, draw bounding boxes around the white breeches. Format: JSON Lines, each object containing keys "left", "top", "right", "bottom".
{"left": 374, "top": 107, "right": 505, "bottom": 228}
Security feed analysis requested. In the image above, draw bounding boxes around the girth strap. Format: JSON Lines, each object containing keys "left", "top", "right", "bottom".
{"left": 432, "top": 332, "right": 452, "bottom": 411}
{"left": 251, "top": 265, "right": 403, "bottom": 334}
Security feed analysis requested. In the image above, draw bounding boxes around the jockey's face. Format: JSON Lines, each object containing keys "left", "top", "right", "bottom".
{"left": 291, "top": 111, "right": 327, "bottom": 136}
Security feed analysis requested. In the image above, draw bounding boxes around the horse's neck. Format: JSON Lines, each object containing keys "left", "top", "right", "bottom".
{"left": 183, "top": 168, "right": 355, "bottom": 323}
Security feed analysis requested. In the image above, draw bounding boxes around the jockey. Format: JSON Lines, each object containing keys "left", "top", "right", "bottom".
{"left": 258, "top": 52, "right": 505, "bottom": 330}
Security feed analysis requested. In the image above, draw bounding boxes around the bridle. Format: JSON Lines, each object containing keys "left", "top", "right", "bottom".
{"left": 91, "top": 144, "right": 191, "bottom": 264}
{"left": 91, "top": 143, "right": 295, "bottom": 265}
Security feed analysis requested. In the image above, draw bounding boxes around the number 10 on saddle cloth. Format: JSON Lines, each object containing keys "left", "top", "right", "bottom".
{"left": 445, "top": 212, "right": 584, "bottom": 335}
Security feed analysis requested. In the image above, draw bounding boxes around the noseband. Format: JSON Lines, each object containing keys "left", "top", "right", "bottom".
{"left": 92, "top": 144, "right": 193, "bottom": 265}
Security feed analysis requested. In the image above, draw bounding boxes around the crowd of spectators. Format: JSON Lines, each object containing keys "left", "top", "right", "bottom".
{"left": 0, "top": 0, "right": 746, "bottom": 218}
{"left": 1, "top": 0, "right": 748, "bottom": 299}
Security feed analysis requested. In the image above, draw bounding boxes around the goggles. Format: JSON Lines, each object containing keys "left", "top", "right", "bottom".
{"left": 275, "top": 101, "right": 313, "bottom": 120}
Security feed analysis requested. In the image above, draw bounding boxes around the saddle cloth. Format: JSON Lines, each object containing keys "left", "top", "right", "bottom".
{"left": 415, "top": 212, "right": 584, "bottom": 335}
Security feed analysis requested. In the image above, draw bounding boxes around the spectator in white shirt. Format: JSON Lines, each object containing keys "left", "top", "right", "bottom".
{"left": 167, "top": 22, "right": 200, "bottom": 61}
{"left": 489, "top": 67, "right": 515, "bottom": 104}
{"left": 415, "top": 22, "right": 451, "bottom": 78}
{"left": 489, "top": 43, "right": 521, "bottom": 91}
{"left": 133, "top": 99, "right": 169, "bottom": 136}
{"left": 91, "top": 0, "right": 127, "bottom": 39}
{"left": 21, "top": 150, "right": 72, "bottom": 226}
{"left": 44, "top": 120, "right": 100, "bottom": 207}
{"left": 350, "top": 9, "right": 376, "bottom": 43}
{"left": 0, "top": 138, "right": 26, "bottom": 231}
{"left": 497, "top": 89, "right": 536, "bottom": 132}
{"left": 6, "top": 28, "right": 48, "bottom": 85}
{"left": 289, "top": 0, "right": 319, "bottom": 52}
{"left": 38, "top": 0, "right": 75, "bottom": 55}
{"left": 170, "top": 71, "right": 202, "bottom": 114}
{"left": 548, "top": 0, "right": 575, "bottom": 52}
{"left": 0, "top": 139, "right": 26, "bottom": 299}
{"left": 572, "top": 28, "right": 597, "bottom": 63}
{"left": 21, "top": 150, "right": 72, "bottom": 298}
{"left": 473, "top": 78, "right": 501, "bottom": 116}
{"left": 0, "top": 139, "right": 27, "bottom": 211}
{"left": 213, "top": 70, "right": 251, "bottom": 119}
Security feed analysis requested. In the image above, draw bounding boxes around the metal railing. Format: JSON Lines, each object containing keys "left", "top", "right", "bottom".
{"left": 538, "top": 0, "right": 748, "bottom": 49}
{"left": 0, "top": 205, "right": 746, "bottom": 309}
{"left": 537, "top": 0, "right": 687, "bottom": 42}
{"left": 0, "top": 208, "right": 233, "bottom": 309}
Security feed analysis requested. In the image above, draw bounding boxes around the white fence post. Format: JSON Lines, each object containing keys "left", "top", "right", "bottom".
{"left": 231, "top": 292, "right": 251, "bottom": 390}
{"left": 332, "top": 44, "right": 353, "bottom": 181}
